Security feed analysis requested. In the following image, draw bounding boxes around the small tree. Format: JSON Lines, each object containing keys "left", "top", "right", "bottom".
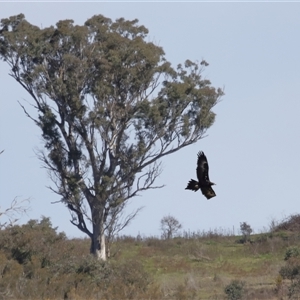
{"left": 160, "top": 215, "right": 182, "bottom": 239}
{"left": 0, "top": 14, "right": 223, "bottom": 260}
{"left": 239, "top": 222, "right": 253, "bottom": 243}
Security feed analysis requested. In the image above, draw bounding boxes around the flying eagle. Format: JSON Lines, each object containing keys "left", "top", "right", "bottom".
{"left": 185, "top": 151, "right": 216, "bottom": 200}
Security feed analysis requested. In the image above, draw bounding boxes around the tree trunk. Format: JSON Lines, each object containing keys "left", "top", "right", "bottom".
{"left": 90, "top": 207, "right": 107, "bottom": 261}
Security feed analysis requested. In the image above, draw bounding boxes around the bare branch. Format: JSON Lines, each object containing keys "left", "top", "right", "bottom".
{"left": 18, "top": 101, "right": 39, "bottom": 124}
{"left": 0, "top": 197, "right": 30, "bottom": 229}
{"left": 105, "top": 203, "right": 143, "bottom": 258}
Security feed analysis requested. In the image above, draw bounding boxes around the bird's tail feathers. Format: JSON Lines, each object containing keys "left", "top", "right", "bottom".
{"left": 185, "top": 179, "right": 199, "bottom": 192}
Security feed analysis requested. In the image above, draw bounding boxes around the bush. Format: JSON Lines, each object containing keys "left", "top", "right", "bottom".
{"left": 278, "top": 246, "right": 300, "bottom": 298}
{"left": 224, "top": 280, "right": 245, "bottom": 300}
{"left": 279, "top": 264, "right": 300, "bottom": 281}
{"left": 279, "top": 247, "right": 300, "bottom": 282}
{"left": 285, "top": 247, "right": 300, "bottom": 261}
{"left": 0, "top": 216, "right": 66, "bottom": 265}
{"left": 288, "top": 280, "right": 300, "bottom": 299}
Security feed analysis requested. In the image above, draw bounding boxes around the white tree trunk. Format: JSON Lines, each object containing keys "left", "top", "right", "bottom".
{"left": 91, "top": 207, "right": 107, "bottom": 261}
{"left": 94, "top": 231, "right": 106, "bottom": 261}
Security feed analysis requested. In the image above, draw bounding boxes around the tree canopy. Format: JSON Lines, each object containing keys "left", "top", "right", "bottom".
{"left": 0, "top": 14, "right": 223, "bottom": 260}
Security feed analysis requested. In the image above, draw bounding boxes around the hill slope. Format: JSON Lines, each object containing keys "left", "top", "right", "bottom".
{"left": 0, "top": 216, "right": 299, "bottom": 299}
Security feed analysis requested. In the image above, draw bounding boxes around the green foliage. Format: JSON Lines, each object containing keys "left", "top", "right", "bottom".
{"left": 224, "top": 280, "right": 245, "bottom": 300}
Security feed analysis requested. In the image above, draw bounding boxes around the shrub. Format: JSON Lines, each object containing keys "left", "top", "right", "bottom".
{"left": 279, "top": 247, "right": 300, "bottom": 282}
{"left": 288, "top": 279, "right": 300, "bottom": 299}
{"left": 278, "top": 246, "right": 300, "bottom": 298}
{"left": 224, "top": 280, "right": 245, "bottom": 300}
{"left": 0, "top": 216, "right": 66, "bottom": 265}
{"left": 279, "top": 264, "right": 300, "bottom": 281}
{"left": 285, "top": 247, "right": 300, "bottom": 261}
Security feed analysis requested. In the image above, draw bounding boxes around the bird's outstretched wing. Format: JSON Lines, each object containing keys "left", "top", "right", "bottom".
{"left": 196, "top": 151, "right": 210, "bottom": 185}
{"left": 200, "top": 186, "right": 216, "bottom": 200}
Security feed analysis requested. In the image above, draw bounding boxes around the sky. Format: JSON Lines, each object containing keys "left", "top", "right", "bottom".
{"left": 1, "top": 2, "right": 300, "bottom": 239}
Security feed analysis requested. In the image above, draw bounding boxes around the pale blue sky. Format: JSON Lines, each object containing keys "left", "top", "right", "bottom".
{"left": 1, "top": 2, "right": 300, "bottom": 238}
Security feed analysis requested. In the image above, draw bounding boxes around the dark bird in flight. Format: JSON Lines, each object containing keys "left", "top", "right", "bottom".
{"left": 185, "top": 151, "right": 216, "bottom": 200}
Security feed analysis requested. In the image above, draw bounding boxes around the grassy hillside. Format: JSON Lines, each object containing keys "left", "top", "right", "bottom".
{"left": 110, "top": 232, "right": 289, "bottom": 299}
{"left": 1, "top": 216, "right": 300, "bottom": 299}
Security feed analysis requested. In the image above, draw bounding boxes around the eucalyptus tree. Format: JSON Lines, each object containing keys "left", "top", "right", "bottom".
{"left": 0, "top": 14, "right": 223, "bottom": 260}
